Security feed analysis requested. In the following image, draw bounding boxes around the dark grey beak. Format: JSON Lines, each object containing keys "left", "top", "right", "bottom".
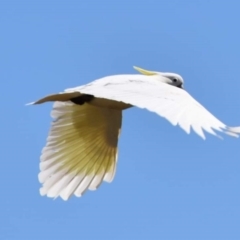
{"left": 178, "top": 83, "right": 184, "bottom": 89}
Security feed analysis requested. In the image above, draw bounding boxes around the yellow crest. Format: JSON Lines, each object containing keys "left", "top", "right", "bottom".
{"left": 133, "top": 66, "right": 157, "bottom": 75}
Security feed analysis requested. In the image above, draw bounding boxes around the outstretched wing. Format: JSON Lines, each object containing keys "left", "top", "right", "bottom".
{"left": 39, "top": 101, "right": 122, "bottom": 200}
{"left": 65, "top": 74, "right": 240, "bottom": 139}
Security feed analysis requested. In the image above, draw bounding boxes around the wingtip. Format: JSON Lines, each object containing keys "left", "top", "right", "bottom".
{"left": 228, "top": 126, "right": 240, "bottom": 134}
{"left": 25, "top": 102, "right": 35, "bottom": 106}
{"left": 223, "top": 126, "right": 240, "bottom": 138}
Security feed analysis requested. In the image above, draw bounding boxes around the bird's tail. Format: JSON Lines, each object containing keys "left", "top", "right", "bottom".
{"left": 38, "top": 101, "right": 122, "bottom": 200}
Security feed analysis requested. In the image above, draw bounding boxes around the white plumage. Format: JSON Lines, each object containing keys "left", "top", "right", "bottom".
{"left": 29, "top": 66, "right": 240, "bottom": 200}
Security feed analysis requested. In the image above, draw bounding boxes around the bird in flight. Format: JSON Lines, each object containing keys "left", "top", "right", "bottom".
{"left": 29, "top": 66, "right": 240, "bottom": 200}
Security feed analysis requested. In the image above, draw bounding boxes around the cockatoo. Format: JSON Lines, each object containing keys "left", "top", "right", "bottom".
{"left": 29, "top": 66, "right": 240, "bottom": 200}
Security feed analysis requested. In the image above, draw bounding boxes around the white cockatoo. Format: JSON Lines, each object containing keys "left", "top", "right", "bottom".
{"left": 29, "top": 66, "right": 240, "bottom": 200}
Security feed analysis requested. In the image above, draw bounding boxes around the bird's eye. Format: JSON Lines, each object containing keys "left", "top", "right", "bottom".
{"left": 172, "top": 78, "right": 177, "bottom": 83}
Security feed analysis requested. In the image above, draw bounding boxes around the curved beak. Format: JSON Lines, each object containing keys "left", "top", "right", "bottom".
{"left": 179, "top": 83, "right": 184, "bottom": 89}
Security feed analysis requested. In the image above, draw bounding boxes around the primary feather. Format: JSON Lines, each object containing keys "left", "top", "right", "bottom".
{"left": 39, "top": 101, "right": 121, "bottom": 200}
{"left": 30, "top": 66, "right": 240, "bottom": 200}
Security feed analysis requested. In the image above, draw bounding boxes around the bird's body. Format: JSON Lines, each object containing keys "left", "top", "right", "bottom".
{"left": 29, "top": 67, "right": 240, "bottom": 200}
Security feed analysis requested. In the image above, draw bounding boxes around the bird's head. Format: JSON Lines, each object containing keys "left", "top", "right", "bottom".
{"left": 133, "top": 66, "right": 184, "bottom": 89}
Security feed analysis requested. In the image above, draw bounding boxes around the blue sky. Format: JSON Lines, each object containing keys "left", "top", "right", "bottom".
{"left": 1, "top": 0, "right": 240, "bottom": 239}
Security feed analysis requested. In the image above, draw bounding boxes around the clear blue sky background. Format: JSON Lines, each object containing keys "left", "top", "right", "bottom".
{"left": 1, "top": 0, "right": 240, "bottom": 239}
